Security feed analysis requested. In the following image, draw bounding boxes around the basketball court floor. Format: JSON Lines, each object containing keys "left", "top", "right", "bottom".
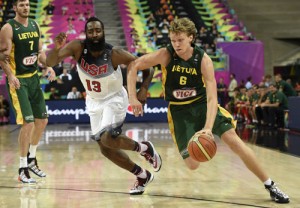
{"left": 0, "top": 122, "right": 299, "bottom": 208}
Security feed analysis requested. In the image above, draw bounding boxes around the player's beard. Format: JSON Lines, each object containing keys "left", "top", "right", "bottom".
{"left": 86, "top": 35, "right": 105, "bottom": 52}
{"left": 16, "top": 8, "right": 29, "bottom": 18}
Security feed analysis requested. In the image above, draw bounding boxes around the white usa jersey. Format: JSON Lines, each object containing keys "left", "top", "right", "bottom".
{"left": 76, "top": 43, "right": 123, "bottom": 99}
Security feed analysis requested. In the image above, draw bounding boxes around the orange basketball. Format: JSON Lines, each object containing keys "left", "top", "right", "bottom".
{"left": 188, "top": 135, "right": 217, "bottom": 162}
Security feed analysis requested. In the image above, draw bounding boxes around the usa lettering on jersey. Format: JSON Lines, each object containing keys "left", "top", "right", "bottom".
{"left": 80, "top": 58, "right": 108, "bottom": 77}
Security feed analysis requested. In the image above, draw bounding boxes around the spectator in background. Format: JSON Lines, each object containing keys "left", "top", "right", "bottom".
{"left": 158, "top": 18, "right": 169, "bottom": 29}
{"left": 43, "top": 2, "right": 55, "bottom": 15}
{"left": 228, "top": 73, "right": 238, "bottom": 100}
{"left": 245, "top": 76, "right": 253, "bottom": 89}
{"left": 274, "top": 74, "right": 297, "bottom": 97}
{"left": 67, "top": 86, "right": 82, "bottom": 99}
{"left": 74, "top": 8, "right": 80, "bottom": 16}
{"left": 215, "top": 33, "right": 225, "bottom": 42}
{"left": 255, "top": 86, "right": 271, "bottom": 127}
{"left": 61, "top": 5, "right": 68, "bottom": 16}
{"left": 66, "top": 25, "right": 77, "bottom": 35}
{"left": 0, "top": 94, "right": 9, "bottom": 125}
{"left": 263, "top": 74, "right": 272, "bottom": 87}
{"left": 67, "top": 14, "right": 75, "bottom": 22}
{"left": 217, "top": 77, "right": 227, "bottom": 107}
{"left": 59, "top": 68, "right": 72, "bottom": 82}
{"left": 78, "top": 13, "right": 86, "bottom": 21}
{"left": 261, "top": 83, "right": 288, "bottom": 129}
{"left": 161, "top": 25, "right": 169, "bottom": 38}
{"left": 286, "top": 78, "right": 292, "bottom": 86}
{"left": 49, "top": 87, "right": 60, "bottom": 100}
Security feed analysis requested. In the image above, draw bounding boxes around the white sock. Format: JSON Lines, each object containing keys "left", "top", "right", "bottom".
{"left": 20, "top": 157, "right": 27, "bottom": 168}
{"left": 137, "top": 169, "right": 147, "bottom": 179}
{"left": 264, "top": 178, "right": 272, "bottom": 186}
{"left": 139, "top": 143, "right": 148, "bottom": 153}
{"left": 29, "top": 145, "right": 38, "bottom": 158}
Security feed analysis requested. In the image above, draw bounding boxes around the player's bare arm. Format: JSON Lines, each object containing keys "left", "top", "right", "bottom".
{"left": 0, "top": 48, "right": 9, "bottom": 62}
{"left": 112, "top": 48, "right": 136, "bottom": 67}
{"left": 200, "top": 53, "right": 218, "bottom": 134}
{"left": 38, "top": 39, "right": 56, "bottom": 81}
{"left": 127, "top": 48, "right": 169, "bottom": 117}
{"left": 112, "top": 48, "right": 153, "bottom": 105}
{"left": 47, "top": 33, "right": 82, "bottom": 67}
{"left": 0, "top": 23, "right": 20, "bottom": 89}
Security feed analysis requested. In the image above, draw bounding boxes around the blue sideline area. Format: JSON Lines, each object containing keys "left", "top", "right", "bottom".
{"left": 9, "top": 98, "right": 168, "bottom": 124}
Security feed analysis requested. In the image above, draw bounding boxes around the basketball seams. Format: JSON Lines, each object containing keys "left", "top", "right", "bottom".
{"left": 188, "top": 135, "right": 217, "bottom": 162}
{"left": 194, "top": 139, "right": 211, "bottom": 161}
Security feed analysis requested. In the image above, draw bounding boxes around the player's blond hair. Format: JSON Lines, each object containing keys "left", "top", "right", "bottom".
{"left": 169, "top": 18, "right": 197, "bottom": 41}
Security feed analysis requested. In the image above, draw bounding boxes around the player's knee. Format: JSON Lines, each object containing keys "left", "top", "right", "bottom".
{"left": 98, "top": 142, "right": 111, "bottom": 158}
{"left": 223, "top": 133, "right": 245, "bottom": 154}
{"left": 35, "top": 118, "right": 48, "bottom": 129}
{"left": 22, "top": 121, "right": 34, "bottom": 130}
{"left": 100, "top": 131, "right": 112, "bottom": 146}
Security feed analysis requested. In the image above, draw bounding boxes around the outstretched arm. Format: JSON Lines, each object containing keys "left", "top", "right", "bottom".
{"left": 38, "top": 37, "right": 56, "bottom": 81}
{"left": 46, "top": 33, "right": 79, "bottom": 67}
{"left": 137, "top": 67, "right": 154, "bottom": 105}
{"left": 127, "top": 48, "right": 169, "bottom": 116}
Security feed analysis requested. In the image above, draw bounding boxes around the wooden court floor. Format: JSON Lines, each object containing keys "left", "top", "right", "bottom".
{"left": 0, "top": 123, "right": 299, "bottom": 208}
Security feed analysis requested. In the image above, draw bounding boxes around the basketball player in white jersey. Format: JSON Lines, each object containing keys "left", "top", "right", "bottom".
{"left": 46, "top": 17, "right": 162, "bottom": 195}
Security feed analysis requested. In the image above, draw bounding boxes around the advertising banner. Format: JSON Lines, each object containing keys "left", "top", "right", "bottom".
{"left": 9, "top": 98, "right": 169, "bottom": 124}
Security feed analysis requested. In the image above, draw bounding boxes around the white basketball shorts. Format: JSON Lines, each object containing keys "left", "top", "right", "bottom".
{"left": 86, "top": 87, "right": 128, "bottom": 136}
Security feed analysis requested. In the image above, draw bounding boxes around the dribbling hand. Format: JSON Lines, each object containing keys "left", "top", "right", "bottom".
{"left": 194, "top": 129, "right": 214, "bottom": 141}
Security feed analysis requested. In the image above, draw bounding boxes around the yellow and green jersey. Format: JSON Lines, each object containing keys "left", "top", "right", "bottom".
{"left": 162, "top": 45, "right": 206, "bottom": 104}
{"left": 7, "top": 18, "right": 40, "bottom": 77}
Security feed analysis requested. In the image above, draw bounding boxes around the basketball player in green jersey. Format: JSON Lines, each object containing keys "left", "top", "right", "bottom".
{"left": 127, "top": 18, "right": 289, "bottom": 203}
{"left": 0, "top": 0, "right": 55, "bottom": 183}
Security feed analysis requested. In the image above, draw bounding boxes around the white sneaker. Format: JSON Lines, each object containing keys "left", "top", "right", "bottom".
{"left": 18, "top": 168, "right": 36, "bottom": 183}
{"left": 140, "top": 141, "right": 162, "bottom": 172}
{"left": 28, "top": 158, "right": 46, "bottom": 177}
{"left": 130, "top": 170, "right": 154, "bottom": 195}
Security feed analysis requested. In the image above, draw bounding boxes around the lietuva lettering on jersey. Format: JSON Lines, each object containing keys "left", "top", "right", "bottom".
{"left": 80, "top": 58, "right": 108, "bottom": 77}
{"left": 171, "top": 65, "right": 198, "bottom": 75}
{"left": 173, "top": 89, "right": 197, "bottom": 99}
{"left": 17, "top": 31, "right": 39, "bottom": 40}
{"left": 23, "top": 55, "right": 37, "bottom": 66}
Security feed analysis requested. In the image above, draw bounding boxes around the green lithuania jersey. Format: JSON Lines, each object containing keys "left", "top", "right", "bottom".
{"left": 162, "top": 45, "right": 206, "bottom": 103}
{"left": 7, "top": 18, "right": 40, "bottom": 76}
